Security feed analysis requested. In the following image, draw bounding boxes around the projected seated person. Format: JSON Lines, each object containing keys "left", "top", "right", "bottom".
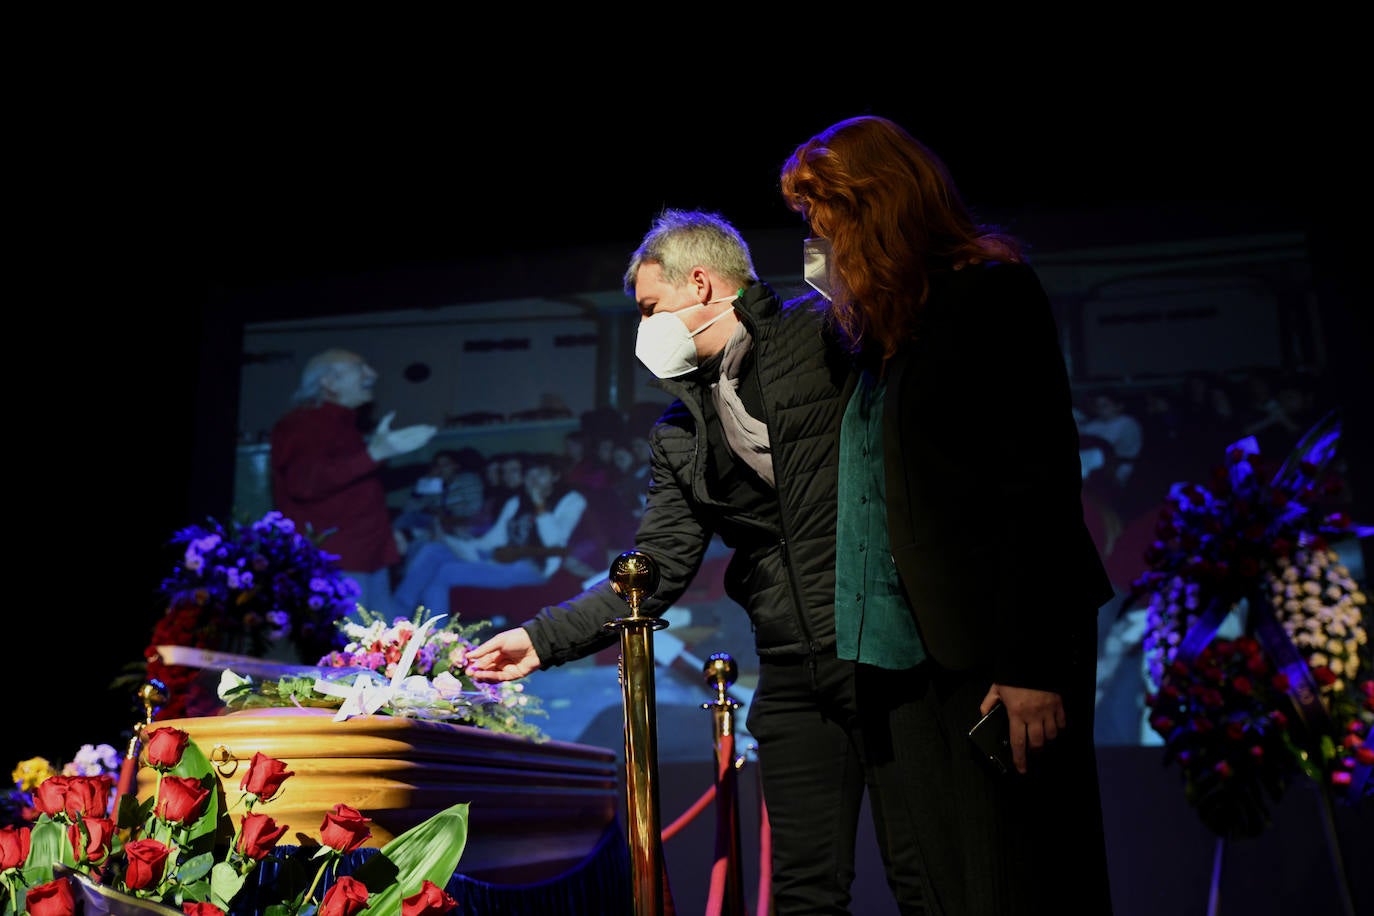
{"left": 392, "top": 447, "right": 487, "bottom": 556}
{"left": 391, "top": 452, "right": 587, "bottom": 615}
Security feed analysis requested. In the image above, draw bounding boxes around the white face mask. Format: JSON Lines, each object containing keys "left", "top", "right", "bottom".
{"left": 635, "top": 295, "right": 737, "bottom": 379}
{"left": 803, "top": 237, "right": 833, "bottom": 301}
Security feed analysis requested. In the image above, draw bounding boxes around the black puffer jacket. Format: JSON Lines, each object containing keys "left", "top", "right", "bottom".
{"left": 525, "top": 282, "right": 855, "bottom": 666}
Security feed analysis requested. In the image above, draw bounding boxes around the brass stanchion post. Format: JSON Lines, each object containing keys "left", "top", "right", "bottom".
{"left": 703, "top": 653, "right": 746, "bottom": 916}
{"left": 112, "top": 679, "right": 168, "bottom": 812}
{"left": 604, "top": 550, "right": 672, "bottom": 916}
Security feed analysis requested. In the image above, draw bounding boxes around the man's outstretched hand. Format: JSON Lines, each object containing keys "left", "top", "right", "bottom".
{"left": 368, "top": 410, "right": 438, "bottom": 461}
{"left": 466, "top": 628, "right": 543, "bottom": 682}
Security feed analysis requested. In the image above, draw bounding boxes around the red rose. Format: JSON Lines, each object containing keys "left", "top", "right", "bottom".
{"left": 144, "top": 727, "right": 192, "bottom": 769}
{"left": 32, "top": 776, "right": 70, "bottom": 819}
{"left": 319, "top": 875, "right": 370, "bottom": 916}
{"left": 67, "top": 815, "right": 116, "bottom": 865}
{"left": 183, "top": 904, "right": 226, "bottom": 916}
{"left": 1312, "top": 666, "right": 1339, "bottom": 686}
{"left": 155, "top": 775, "right": 211, "bottom": 825}
{"left": 124, "top": 838, "right": 173, "bottom": 890}
{"left": 0, "top": 824, "right": 31, "bottom": 870}
{"left": 402, "top": 878, "right": 459, "bottom": 916}
{"left": 240, "top": 753, "right": 294, "bottom": 801}
{"left": 26, "top": 877, "right": 75, "bottom": 916}
{"left": 63, "top": 775, "right": 115, "bottom": 820}
{"left": 237, "top": 812, "right": 289, "bottom": 860}
{"left": 319, "top": 804, "right": 372, "bottom": 853}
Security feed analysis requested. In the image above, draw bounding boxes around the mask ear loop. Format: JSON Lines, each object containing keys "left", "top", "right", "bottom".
{"left": 687, "top": 301, "right": 737, "bottom": 339}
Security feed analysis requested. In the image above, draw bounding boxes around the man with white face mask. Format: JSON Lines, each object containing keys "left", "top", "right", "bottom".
{"left": 467, "top": 209, "right": 860, "bottom": 911}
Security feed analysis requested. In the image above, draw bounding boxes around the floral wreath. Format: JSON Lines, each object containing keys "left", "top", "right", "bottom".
{"left": 1129, "top": 410, "right": 1374, "bottom": 838}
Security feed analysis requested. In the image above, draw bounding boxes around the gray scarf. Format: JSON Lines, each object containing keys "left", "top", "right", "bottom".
{"left": 711, "top": 323, "right": 773, "bottom": 486}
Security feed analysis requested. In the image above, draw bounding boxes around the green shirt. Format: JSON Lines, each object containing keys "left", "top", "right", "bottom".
{"left": 835, "top": 370, "right": 927, "bottom": 670}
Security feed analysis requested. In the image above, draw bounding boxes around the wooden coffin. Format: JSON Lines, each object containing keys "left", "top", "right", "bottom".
{"left": 137, "top": 707, "right": 620, "bottom": 882}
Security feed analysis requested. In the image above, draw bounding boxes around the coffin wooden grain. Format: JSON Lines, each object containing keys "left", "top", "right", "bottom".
{"left": 136, "top": 707, "right": 621, "bottom": 882}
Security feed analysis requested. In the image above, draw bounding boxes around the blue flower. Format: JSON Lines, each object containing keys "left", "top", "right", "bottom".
{"left": 159, "top": 512, "right": 357, "bottom": 661}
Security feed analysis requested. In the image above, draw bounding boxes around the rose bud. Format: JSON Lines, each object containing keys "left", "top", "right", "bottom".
{"left": 239, "top": 753, "right": 294, "bottom": 803}
{"left": 155, "top": 775, "right": 211, "bottom": 825}
{"left": 0, "top": 824, "right": 31, "bottom": 870}
{"left": 183, "top": 904, "right": 227, "bottom": 916}
{"left": 319, "top": 804, "right": 373, "bottom": 853}
{"left": 63, "top": 775, "right": 115, "bottom": 820}
{"left": 403, "top": 878, "right": 459, "bottom": 916}
{"left": 124, "top": 837, "right": 173, "bottom": 890}
{"left": 31, "top": 776, "right": 71, "bottom": 819}
{"left": 26, "top": 877, "right": 76, "bottom": 916}
{"left": 67, "top": 815, "right": 116, "bottom": 865}
{"left": 237, "top": 812, "right": 289, "bottom": 861}
{"left": 319, "top": 875, "right": 370, "bottom": 916}
{"left": 144, "top": 727, "right": 192, "bottom": 769}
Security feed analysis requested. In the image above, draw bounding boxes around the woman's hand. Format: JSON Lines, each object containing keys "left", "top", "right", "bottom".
{"left": 981, "top": 683, "right": 1066, "bottom": 774}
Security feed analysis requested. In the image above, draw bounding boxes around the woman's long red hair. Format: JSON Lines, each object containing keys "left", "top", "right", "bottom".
{"left": 780, "top": 115, "right": 1024, "bottom": 360}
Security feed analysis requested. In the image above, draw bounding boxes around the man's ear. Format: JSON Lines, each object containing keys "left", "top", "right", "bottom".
{"left": 689, "top": 266, "right": 711, "bottom": 302}
{"left": 318, "top": 365, "right": 341, "bottom": 401}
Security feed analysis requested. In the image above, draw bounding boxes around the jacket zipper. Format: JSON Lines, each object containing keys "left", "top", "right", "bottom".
{"left": 745, "top": 313, "right": 820, "bottom": 668}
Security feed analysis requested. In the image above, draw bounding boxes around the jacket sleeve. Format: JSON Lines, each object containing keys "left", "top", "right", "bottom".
{"left": 524, "top": 423, "right": 713, "bottom": 668}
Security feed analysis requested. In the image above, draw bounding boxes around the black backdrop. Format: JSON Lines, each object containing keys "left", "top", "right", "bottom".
{"left": 15, "top": 69, "right": 1367, "bottom": 769}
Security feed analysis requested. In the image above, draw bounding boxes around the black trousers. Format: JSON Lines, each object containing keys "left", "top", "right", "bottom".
{"left": 747, "top": 640, "right": 1113, "bottom": 915}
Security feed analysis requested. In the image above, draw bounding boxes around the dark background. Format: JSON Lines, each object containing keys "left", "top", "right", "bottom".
{"left": 16, "top": 67, "right": 1364, "bottom": 753}
{"left": 9, "top": 46, "right": 1371, "bottom": 914}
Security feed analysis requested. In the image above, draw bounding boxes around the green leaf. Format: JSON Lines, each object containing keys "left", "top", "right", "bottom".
{"left": 168, "top": 740, "right": 234, "bottom": 862}
{"left": 116, "top": 790, "right": 149, "bottom": 831}
{"left": 210, "top": 860, "right": 249, "bottom": 911}
{"left": 357, "top": 802, "right": 469, "bottom": 916}
{"left": 25, "top": 816, "right": 70, "bottom": 881}
{"left": 176, "top": 849, "right": 214, "bottom": 884}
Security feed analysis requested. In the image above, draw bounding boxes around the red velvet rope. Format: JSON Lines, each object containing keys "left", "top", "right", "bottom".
{"left": 704, "top": 732, "right": 735, "bottom": 915}
{"left": 660, "top": 734, "right": 774, "bottom": 916}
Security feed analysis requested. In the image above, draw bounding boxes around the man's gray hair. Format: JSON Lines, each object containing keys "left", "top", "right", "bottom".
{"left": 292, "top": 348, "right": 359, "bottom": 405}
{"left": 623, "top": 209, "right": 759, "bottom": 296}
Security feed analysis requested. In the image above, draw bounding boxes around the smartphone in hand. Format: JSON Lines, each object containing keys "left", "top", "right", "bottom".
{"left": 968, "top": 701, "right": 1015, "bottom": 775}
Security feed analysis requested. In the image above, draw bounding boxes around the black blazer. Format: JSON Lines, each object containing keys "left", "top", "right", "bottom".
{"left": 882, "top": 262, "right": 1113, "bottom": 693}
